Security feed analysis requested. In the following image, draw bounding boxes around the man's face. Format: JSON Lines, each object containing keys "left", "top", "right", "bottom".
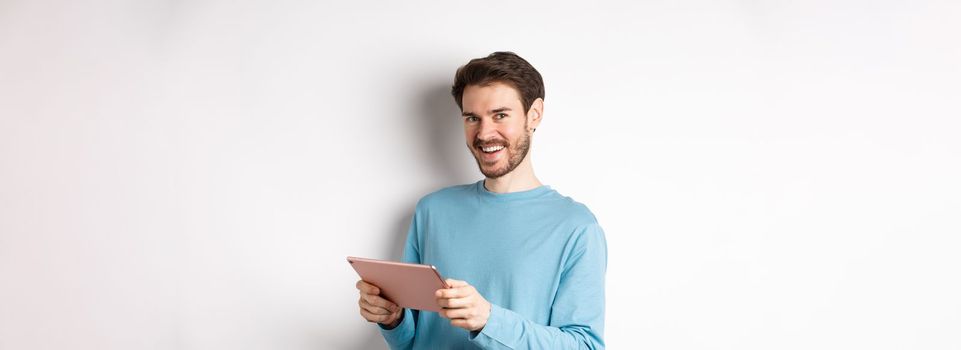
{"left": 461, "top": 82, "right": 533, "bottom": 179}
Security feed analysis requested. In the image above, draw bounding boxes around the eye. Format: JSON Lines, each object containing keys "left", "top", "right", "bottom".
{"left": 465, "top": 116, "right": 479, "bottom": 122}
{"left": 494, "top": 113, "right": 508, "bottom": 120}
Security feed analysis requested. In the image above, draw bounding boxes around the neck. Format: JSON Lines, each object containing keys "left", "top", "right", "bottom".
{"left": 483, "top": 155, "right": 542, "bottom": 193}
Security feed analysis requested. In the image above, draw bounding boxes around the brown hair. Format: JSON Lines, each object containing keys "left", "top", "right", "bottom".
{"left": 451, "top": 51, "right": 545, "bottom": 113}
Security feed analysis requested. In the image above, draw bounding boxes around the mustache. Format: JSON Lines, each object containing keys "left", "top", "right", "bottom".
{"left": 473, "top": 139, "right": 509, "bottom": 149}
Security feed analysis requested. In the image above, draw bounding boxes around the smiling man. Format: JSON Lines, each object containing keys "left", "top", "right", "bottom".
{"left": 356, "top": 52, "right": 607, "bottom": 349}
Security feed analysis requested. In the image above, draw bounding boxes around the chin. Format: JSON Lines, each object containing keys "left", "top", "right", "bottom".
{"left": 480, "top": 166, "right": 508, "bottom": 179}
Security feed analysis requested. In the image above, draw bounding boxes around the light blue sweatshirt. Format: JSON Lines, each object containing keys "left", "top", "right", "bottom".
{"left": 378, "top": 180, "right": 607, "bottom": 349}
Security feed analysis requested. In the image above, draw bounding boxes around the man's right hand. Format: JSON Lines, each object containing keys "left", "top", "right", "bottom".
{"left": 356, "top": 280, "right": 403, "bottom": 328}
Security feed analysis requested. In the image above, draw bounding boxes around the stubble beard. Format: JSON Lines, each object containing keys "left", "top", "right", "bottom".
{"left": 471, "top": 124, "right": 532, "bottom": 179}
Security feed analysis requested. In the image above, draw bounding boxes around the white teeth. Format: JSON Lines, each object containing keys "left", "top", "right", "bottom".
{"left": 482, "top": 146, "right": 505, "bottom": 153}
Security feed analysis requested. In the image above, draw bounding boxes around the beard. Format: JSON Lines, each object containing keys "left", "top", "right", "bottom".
{"left": 470, "top": 123, "right": 532, "bottom": 179}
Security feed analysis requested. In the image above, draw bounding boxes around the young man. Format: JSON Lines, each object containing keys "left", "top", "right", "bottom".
{"left": 356, "top": 52, "right": 607, "bottom": 349}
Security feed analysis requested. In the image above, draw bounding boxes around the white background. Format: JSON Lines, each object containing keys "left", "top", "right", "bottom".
{"left": 1, "top": 0, "right": 959, "bottom": 349}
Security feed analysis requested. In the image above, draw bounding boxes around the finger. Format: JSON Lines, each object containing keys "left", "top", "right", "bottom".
{"left": 445, "top": 278, "right": 467, "bottom": 288}
{"left": 356, "top": 280, "right": 380, "bottom": 295}
{"left": 440, "top": 307, "right": 474, "bottom": 320}
{"left": 436, "top": 285, "right": 472, "bottom": 299}
{"left": 359, "top": 298, "right": 392, "bottom": 315}
{"left": 367, "top": 294, "right": 400, "bottom": 311}
{"left": 362, "top": 293, "right": 395, "bottom": 311}
{"left": 437, "top": 296, "right": 470, "bottom": 309}
{"left": 360, "top": 308, "right": 391, "bottom": 323}
{"left": 363, "top": 293, "right": 400, "bottom": 312}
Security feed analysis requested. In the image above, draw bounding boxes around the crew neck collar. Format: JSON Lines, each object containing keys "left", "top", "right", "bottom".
{"left": 475, "top": 179, "right": 552, "bottom": 201}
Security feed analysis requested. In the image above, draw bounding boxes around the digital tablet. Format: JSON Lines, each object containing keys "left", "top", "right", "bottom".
{"left": 347, "top": 256, "right": 450, "bottom": 313}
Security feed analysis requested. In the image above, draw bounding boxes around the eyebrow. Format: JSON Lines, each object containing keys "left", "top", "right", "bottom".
{"left": 462, "top": 107, "right": 513, "bottom": 117}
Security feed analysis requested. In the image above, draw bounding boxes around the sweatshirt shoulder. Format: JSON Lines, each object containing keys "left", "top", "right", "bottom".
{"left": 549, "top": 190, "right": 600, "bottom": 228}
{"left": 414, "top": 182, "right": 476, "bottom": 211}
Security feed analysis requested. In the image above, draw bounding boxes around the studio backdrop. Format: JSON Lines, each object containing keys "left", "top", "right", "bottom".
{"left": 1, "top": 0, "right": 959, "bottom": 349}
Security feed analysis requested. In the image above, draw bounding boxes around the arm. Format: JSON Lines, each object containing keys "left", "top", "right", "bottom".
{"left": 469, "top": 223, "right": 608, "bottom": 350}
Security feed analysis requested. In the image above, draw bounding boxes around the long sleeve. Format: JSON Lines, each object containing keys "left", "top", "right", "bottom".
{"left": 468, "top": 223, "right": 608, "bottom": 350}
{"left": 378, "top": 206, "right": 424, "bottom": 349}
{"left": 372, "top": 181, "right": 606, "bottom": 349}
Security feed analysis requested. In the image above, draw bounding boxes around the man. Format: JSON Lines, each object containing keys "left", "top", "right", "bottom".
{"left": 355, "top": 52, "right": 607, "bottom": 349}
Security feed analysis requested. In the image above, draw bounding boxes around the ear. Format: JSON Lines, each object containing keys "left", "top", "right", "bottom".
{"left": 527, "top": 98, "right": 544, "bottom": 133}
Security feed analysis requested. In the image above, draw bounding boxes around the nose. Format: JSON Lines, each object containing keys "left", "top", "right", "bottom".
{"left": 477, "top": 118, "right": 499, "bottom": 141}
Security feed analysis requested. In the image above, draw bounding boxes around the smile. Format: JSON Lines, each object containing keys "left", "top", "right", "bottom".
{"left": 481, "top": 145, "right": 505, "bottom": 153}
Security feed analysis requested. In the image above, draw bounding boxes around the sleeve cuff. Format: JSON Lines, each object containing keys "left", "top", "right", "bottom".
{"left": 378, "top": 308, "right": 415, "bottom": 345}
{"left": 468, "top": 303, "right": 518, "bottom": 348}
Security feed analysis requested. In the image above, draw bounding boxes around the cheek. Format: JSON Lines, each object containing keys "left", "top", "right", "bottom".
{"left": 503, "top": 124, "right": 524, "bottom": 141}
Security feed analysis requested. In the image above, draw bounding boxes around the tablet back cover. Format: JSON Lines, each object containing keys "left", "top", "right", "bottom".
{"left": 348, "top": 256, "right": 447, "bottom": 312}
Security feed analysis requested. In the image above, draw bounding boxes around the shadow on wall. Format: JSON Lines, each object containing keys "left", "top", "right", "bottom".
{"left": 349, "top": 78, "right": 471, "bottom": 350}
{"left": 415, "top": 82, "right": 476, "bottom": 185}
{"left": 379, "top": 80, "right": 474, "bottom": 261}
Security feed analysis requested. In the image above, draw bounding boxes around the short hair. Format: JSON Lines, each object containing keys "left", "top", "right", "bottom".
{"left": 451, "top": 51, "right": 545, "bottom": 113}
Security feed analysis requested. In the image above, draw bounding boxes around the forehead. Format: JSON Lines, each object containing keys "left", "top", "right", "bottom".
{"left": 462, "top": 82, "right": 523, "bottom": 112}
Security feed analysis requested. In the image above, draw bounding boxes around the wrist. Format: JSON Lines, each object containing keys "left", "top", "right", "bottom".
{"left": 378, "top": 309, "right": 404, "bottom": 330}
{"left": 476, "top": 301, "right": 492, "bottom": 331}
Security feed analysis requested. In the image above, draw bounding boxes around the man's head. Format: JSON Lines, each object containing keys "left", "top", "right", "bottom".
{"left": 451, "top": 52, "right": 545, "bottom": 179}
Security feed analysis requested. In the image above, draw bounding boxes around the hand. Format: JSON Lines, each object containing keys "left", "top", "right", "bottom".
{"left": 435, "top": 278, "right": 491, "bottom": 331}
{"left": 356, "top": 280, "right": 403, "bottom": 328}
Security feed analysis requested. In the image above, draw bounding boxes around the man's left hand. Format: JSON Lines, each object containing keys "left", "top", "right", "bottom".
{"left": 435, "top": 278, "right": 491, "bottom": 331}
